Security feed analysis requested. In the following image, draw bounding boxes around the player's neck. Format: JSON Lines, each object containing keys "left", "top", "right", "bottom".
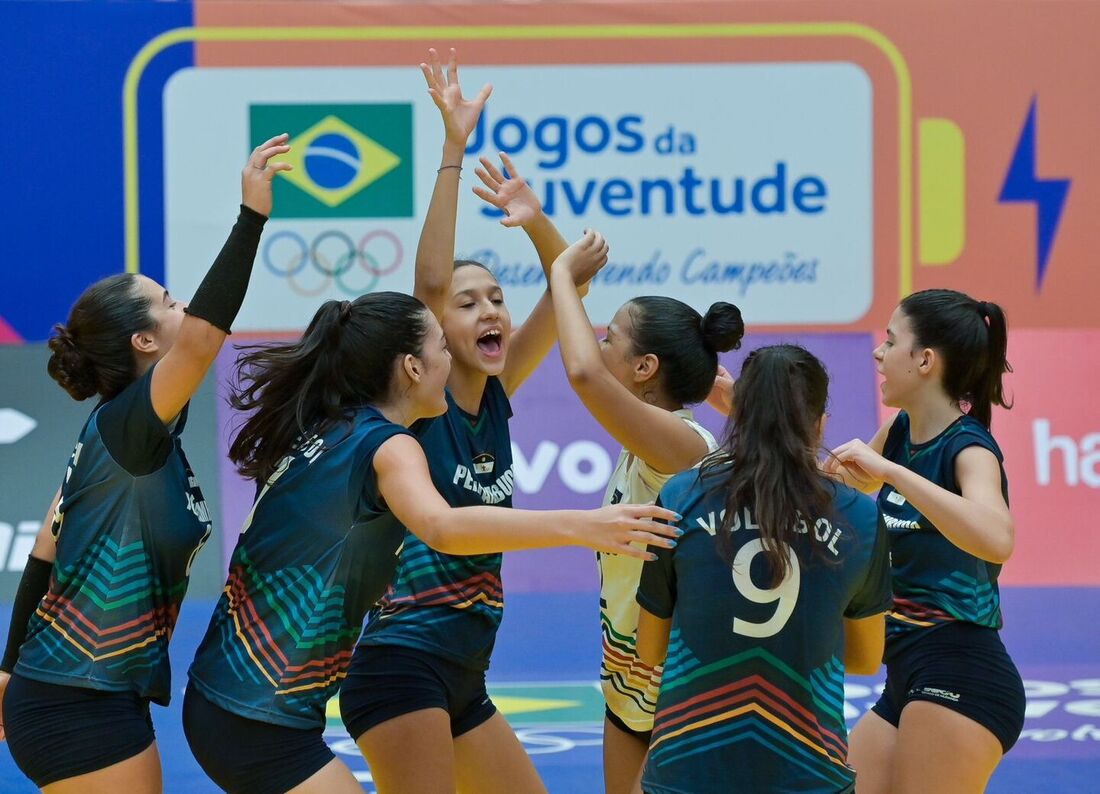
{"left": 904, "top": 392, "right": 965, "bottom": 445}
{"left": 447, "top": 365, "right": 488, "bottom": 416}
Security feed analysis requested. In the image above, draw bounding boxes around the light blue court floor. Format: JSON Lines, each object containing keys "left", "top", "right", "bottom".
{"left": 2, "top": 588, "right": 1097, "bottom": 793}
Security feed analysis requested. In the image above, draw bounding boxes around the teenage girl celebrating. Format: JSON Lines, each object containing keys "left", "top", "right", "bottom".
{"left": 828, "top": 289, "right": 1024, "bottom": 794}
{"left": 342, "top": 49, "right": 590, "bottom": 794}
{"left": 183, "top": 292, "right": 676, "bottom": 794}
{"left": 635, "top": 344, "right": 893, "bottom": 794}
{"left": 547, "top": 232, "right": 745, "bottom": 793}
{"left": 0, "top": 136, "right": 291, "bottom": 792}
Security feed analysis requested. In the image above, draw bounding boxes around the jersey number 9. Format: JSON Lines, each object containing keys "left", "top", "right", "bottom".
{"left": 732, "top": 539, "right": 800, "bottom": 639}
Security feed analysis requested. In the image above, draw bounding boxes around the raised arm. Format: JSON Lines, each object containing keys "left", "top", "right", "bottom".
{"left": 830, "top": 440, "right": 1014, "bottom": 563}
{"left": 413, "top": 48, "right": 492, "bottom": 320}
{"left": 549, "top": 233, "right": 711, "bottom": 475}
{"left": 472, "top": 153, "right": 588, "bottom": 394}
{"left": 373, "top": 434, "right": 680, "bottom": 559}
{"left": 150, "top": 135, "right": 290, "bottom": 424}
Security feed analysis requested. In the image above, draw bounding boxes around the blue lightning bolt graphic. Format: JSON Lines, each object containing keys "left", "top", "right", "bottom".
{"left": 999, "top": 97, "right": 1071, "bottom": 290}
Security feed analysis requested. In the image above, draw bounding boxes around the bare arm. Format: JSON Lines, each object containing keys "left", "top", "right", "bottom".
{"left": 374, "top": 434, "right": 680, "bottom": 558}
{"left": 472, "top": 154, "right": 574, "bottom": 395}
{"left": 843, "top": 614, "right": 886, "bottom": 676}
{"left": 413, "top": 48, "right": 492, "bottom": 321}
{"left": 549, "top": 235, "right": 710, "bottom": 475}
{"left": 832, "top": 440, "right": 1014, "bottom": 563}
{"left": 32, "top": 487, "right": 62, "bottom": 563}
{"left": 636, "top": 607, "right": 673, "bottom": 668}
{"left": 150, "top": 136, "right": 290, "bottom": 424}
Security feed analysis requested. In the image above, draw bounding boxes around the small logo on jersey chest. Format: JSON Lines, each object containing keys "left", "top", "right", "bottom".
{"left": 886, "top": 491, "right": 907, "bottom": 506}
{"left": 473, "top": 452, "right": 495, "bottom": 474}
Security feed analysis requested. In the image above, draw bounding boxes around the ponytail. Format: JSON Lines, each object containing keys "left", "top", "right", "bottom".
{"left": 899, "top": 289, "right": 1012, "bottom": 427}
{"left": 701, "top": 345, "right": 832, "bottom": 585}
{"left": 229, "top": 292, "right": 429, "bottom": 482}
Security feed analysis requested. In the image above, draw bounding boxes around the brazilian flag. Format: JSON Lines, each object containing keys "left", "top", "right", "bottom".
{"left": 250, "top": 103, "right": 414, "bottom": 219}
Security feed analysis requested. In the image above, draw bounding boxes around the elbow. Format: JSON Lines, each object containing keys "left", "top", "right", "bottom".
{"left": 984, "top": 519, "right": 1016, "bottom": 565}
{"left": 563, "top": 363, "right": 601, "bottom": 394}
{"left": 414, "top": 277, "right": 451, "bottom": 307}
{"left": 411, "top": 513, "right": 449, "bottom": 554}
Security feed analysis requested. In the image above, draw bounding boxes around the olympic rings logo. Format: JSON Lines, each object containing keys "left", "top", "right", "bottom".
{"left": 261, "top": 229, "right": 404, "bottom": 297}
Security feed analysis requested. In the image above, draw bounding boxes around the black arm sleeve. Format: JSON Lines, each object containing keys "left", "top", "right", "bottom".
{"left": 1, "top": 556, "right": 53, "bottom": 673}
{"left": 183, "top": 205, "right": 267, "bottom": 334}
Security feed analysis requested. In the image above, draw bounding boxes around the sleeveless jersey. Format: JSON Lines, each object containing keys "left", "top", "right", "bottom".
{"left": 188, "top": 407, "right": 411, "bottom": 728}
{"left": 639, "top": 468, "right": 891, "bottom": 794}
{"left": 878, "top": 411, "right": 1009, "bottom": 654}
{"left": 15, "top": 366, "right": 211, "bottom": 706}
{"left": 599, "top": 409, "right": 716, "bottom": 732}
{"left": 359, "top": 377, "right": 514, "bottom": 671}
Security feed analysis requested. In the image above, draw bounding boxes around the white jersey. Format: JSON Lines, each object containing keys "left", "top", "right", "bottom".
{"left": 597, "top": 409, "right": 716, "bottom": 731}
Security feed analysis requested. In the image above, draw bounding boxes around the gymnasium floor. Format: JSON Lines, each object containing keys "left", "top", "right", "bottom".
{"left": 1, "top": 585, "right": 1096, "bottom": 793}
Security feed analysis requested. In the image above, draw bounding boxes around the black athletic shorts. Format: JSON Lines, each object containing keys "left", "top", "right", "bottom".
{"left": 871, "top": 622, "right": 1025, "bottom": 753}
{"left": 3, "top": 672, "right": 155, "bottom": 787}
{"left": 340, "top": 644, "right": 497, "bottom": 741}
{"left": 605, "top": 704, "right": 653, "bottom": 743}
{"left": 182, "top": 684, "right": 334, "bottom": 794}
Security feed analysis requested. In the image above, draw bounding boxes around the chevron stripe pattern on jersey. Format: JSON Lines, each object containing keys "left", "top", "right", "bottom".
{"left": 649, "top": 634, "right": 854, "bottom": 791}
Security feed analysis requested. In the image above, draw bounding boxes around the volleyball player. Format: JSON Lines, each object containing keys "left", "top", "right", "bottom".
{"left": 341, "top": 49, "right": 593, "bottom": 793}
{"left": 635, "top": 344, "right": 892, "bottom": 793}
{"left": 546, "top": 230, "right": 745, "bottom": 793}
{"left": 182, "top": 292, "right": 679, "bottom": 794}
{"left": 828, "top": 289, "right": 1024, "bottom": 794}
{"left": 0, "top": 135, "right": 292, "bottom": 791}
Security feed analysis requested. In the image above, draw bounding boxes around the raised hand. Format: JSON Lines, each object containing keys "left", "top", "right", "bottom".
{"left": 552, "top": 229, "right": 610, "bottom": 287}
{"left": 706, "top": 365, "right": 736, "bottom": 416}
{"left": 473, "top": 153, "right": 542, "bottom": 228}
{"left": 241, "top": 133, "right": 293, "bottom": 217}
{"left": 421, "top": 47, "right": 492, "bottom": 148}
{"left": 582, "top": 503, "right": 683, "bottom": 561}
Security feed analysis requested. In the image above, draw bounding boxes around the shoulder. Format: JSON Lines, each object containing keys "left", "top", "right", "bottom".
{"left": 881, "top": 411, "right": 909, "bottom": 457}
{"left": 659, "top": 465, "right": 711, "bottom": 511}
{"left": 947, "top": 416, "right": 1004, "bottom": 462}
{"left": 485, "top": 376, "right": 514, "bottom": 419}
{"left": 677, "top": 409, "right": 717, "bottom": 451}
{"left": 827, "top": 479, "right": 879, "bottom": 539}
{"left": 352, "top": 408, "right": 416, "bottom": 456}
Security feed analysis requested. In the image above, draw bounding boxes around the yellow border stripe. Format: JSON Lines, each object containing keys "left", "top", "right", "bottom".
{"left": 124, "top": 23, "right": 912, "bottom": 296}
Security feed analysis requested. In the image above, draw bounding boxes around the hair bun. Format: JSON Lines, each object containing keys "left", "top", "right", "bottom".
{"left": 700, "top": 302, "right": 745, "bottom": 353}
{"left": 47, "top": 324, "right": 98, "bottom": 401}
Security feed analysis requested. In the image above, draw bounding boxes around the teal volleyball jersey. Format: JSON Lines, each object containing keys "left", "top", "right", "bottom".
{"left": 188, "top": 407, "right": 412, "bottom": 729}
{"left": 359, "top": 377, "right": 514, "bottom": 670}
{"left": 638, "top": 468, "right": 891, "bottom": 794}
{"left": 15, "top": 366, "right": 211, "bottom": 706}
{"left": 878, "top": 411, "right": 1009, "bottom": 652}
